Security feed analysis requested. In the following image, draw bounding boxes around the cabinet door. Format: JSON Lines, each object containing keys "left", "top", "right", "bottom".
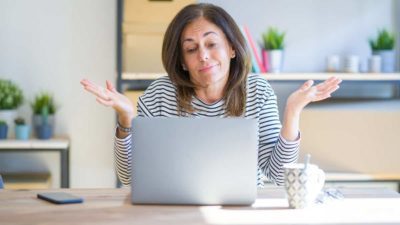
{"left": 123, "top": 0, "right": 195, "bottom": 73}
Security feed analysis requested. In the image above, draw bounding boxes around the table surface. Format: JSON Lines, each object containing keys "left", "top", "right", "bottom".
{"left": 1, "top": 187, "right": 399, "bottom": 225}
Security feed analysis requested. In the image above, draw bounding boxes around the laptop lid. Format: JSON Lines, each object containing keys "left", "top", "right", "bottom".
{"left": 131, "top": 118, "right": 258, "bottom": 205}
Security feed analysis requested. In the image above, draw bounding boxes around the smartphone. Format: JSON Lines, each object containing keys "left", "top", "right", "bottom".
{"left": 37, "top": 192, "right": 84, "bottom": 204}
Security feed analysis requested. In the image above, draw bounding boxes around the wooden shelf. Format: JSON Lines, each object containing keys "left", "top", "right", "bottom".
{"left": 0, "top": 138, "right": 70, "bottom": 150}
{"left": 122, "top": 72, "right": 400, "bottom": 81}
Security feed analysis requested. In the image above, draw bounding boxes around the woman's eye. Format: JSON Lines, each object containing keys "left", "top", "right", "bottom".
{"left": 186, "top": 48, "right": 196, "bottom": 53}
{"left": 208, "top": 43, "right": 217, "bottom": 48}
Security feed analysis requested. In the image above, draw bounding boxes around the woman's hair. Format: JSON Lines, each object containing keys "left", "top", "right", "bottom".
{"left": 162, "top": 3, "right": 251, "bottom": 117}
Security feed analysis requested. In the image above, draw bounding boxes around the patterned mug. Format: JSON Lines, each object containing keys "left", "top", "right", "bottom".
{"left": 283, "top": 163, "right": 325, "bottom": 209}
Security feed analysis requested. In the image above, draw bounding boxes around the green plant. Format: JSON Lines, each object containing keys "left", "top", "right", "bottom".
{"left": 0, "top": 79, "right": 24, "bottom": 110}
{"left": 14, "top": 117, "right": 26, "bottom": 125}
{"left": 31, "top": 92, "right": 57, "bottom": 115}
{"left": 0, "top": 120, "right": 7, "bottom": 126}
{"left": 262, "top": 27, "right": 286, "bottom": 50}
{"left": 369, "top": 28, "right": 396, "bottom": 51}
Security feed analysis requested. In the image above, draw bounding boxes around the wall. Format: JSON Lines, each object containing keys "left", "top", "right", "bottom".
{"left": 199, "top": 0, "right": 396, "bottom": 72}
{"left": 0, "top": 0, "right": 116, "bottom": 188}
{"left": 198, "top": 0, "right": 398, "bottom": 116}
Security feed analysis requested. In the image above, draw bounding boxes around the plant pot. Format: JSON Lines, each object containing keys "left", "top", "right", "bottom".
{"left": 267, "top": 50, "right": 284, "bottom": 73}
{"left": 36, "top": 124, "right": 53, "bottom": 140}
{"left": 0, "top": 124, "right": 8, "bottom": 139}
{"left": 373, "top": 50, "right": 396, "bottom": 73}
{"left": 15, "top": 125, "right": 30, "bottom": 140}
{"left": 32, "top": 115, "right": 55, "bottom": 139}
{"left": 0, "top": 109, "right": 17, "bottom": 138}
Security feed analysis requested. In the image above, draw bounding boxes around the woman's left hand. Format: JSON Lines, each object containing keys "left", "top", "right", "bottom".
{"left": 286, "top": 76, "right": 342, "bottom": 114}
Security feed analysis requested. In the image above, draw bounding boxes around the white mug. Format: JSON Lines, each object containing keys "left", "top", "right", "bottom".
{"left": 369, "top": 55, "right": 382, "bottom": 73}
{"left": 326, "top": 55, "right": 340, "bottom": 72}
{"left": 344, "top": 55, "right": 359, "bottom": 73}
{"left": 284, "top": 163, "right": 325, "bottom": 209}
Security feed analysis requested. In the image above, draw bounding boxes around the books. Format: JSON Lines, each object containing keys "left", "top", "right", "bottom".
{"left": 240, "top": 25, "right": 266, "bottom": 73}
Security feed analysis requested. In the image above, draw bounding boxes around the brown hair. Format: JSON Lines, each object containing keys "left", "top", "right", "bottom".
{"left": 162, "top": 3, "right": 251, "bottom": 116}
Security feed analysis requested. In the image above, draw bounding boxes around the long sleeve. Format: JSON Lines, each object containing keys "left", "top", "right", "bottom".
{"left": 114, "top": 132, "right": 132, "bottom": 186}
{"left": 257, "top": 93, "right": 300, "bottom": 186}
{"left": 114, "top": 80, "right": 163, "bottom": 186}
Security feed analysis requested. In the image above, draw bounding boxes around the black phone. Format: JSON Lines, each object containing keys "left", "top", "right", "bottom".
{"left": 37, "top": 192, "right": 84, "bottom": 204}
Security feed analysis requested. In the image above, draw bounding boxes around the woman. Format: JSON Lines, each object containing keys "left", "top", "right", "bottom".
{"left": 80, "top": 3, "right": 341, "bottom": 187}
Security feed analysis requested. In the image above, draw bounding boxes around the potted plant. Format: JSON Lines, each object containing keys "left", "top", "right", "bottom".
{"left": 31, "top": 92, "right": 57, "bottom": 139}
{"left": 0, "top": 120, "right": 8, "bottom": 139}
{"left": 369, "top": 28, "right": 396, "bottom": 73}
{"left": 0, "top": 79, "right": 24, "bottom": 138}
{"left": 14, "top": 117, "right": 30, "bottom": 140}
{"left": 262, "top": 27, "right": 286, "bottom": 73}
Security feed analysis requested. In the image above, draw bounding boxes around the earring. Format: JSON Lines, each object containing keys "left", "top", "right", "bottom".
{"left": 231, "top": 53, "right": 236, "bottom": 58}
{"left": 182, "top": 64, "right": 187, "bottom": 71}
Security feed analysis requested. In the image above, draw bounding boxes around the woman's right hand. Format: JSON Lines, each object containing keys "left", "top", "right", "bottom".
{"left": 80, "top": 79, "right": 135, "bottom": 127}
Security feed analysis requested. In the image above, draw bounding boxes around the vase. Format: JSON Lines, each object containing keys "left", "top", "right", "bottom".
{"left": 0, "top": 109, "right": 17, "bottom": 138}
{"left": 0, "top": 124, "right": 8, "bottom": 139}
{"left": 373, "top": 50, "right": 396, "bottom": 73}
{"left": 15, "top": 125, "right": 30, "bottom": 140}
{"left": 32, "top": 115, "right": 55, "bottom": 139}
{"left": 267, "top": 50, "right": 284, "bottom": 73}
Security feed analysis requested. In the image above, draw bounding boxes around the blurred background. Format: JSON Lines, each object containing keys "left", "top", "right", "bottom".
{"left": 0, "top": 0, "right": 399, "bottom": 190}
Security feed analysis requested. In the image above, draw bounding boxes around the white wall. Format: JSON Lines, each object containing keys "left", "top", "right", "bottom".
{"left": 200, "top": 0, "right": 395, "bottom": 72}
{"left": 0, "top": 0, "right": 117, "bottom": 188}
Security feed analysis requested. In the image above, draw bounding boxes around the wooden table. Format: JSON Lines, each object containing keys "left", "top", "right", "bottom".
{"left": 1, "top": 187, "right": 399, "bottom": 225}
{"left": 0, "top": 138, "right": 70, "bottom": 188}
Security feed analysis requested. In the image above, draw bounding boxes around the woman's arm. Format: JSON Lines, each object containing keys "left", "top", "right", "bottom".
{"left": 80, "top": 79, "right": 135, "bottom": 185}
{"left": 281, "top": 77, "right": 341, "bottom": 141}
{"left": 80, "top": 79, "right": 135, "bottom": 139}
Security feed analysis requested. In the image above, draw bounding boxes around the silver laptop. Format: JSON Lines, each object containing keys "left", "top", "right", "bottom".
{"left": 131, "top": 118, "right": 258, "bottom": 205}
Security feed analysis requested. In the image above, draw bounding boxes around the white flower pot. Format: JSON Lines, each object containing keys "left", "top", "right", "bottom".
{"left": 373, "top": 50, "right": 396, "bottom": 73}
{"left": 0, "top": 109, "right": 17, "bottom": 138}
{"left": 267, "top": 50, "right": 284, "bottom": 73}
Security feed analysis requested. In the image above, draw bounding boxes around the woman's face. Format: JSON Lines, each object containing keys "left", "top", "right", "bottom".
{"left": 180, "top": 17, "right": 235, "bottom": 89}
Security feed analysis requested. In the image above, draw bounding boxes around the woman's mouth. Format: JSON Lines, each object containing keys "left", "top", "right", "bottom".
{"left": 199, "top": 64, "right": 218, "bottom": 73}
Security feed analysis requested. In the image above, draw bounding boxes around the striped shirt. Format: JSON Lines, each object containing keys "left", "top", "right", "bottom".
{"left": 115, "top": 74, "right": 300, "bottom": 187}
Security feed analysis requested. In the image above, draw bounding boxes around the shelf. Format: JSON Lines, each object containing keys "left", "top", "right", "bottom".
{"left": 122, "top": 72, "right": 400, "bottom": 82}
{"left": 0, "top": 137, "right": 70, "bottom": 150}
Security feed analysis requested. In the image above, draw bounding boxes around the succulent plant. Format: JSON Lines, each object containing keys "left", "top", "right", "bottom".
{"left": 369, "top": 28, "right": 396, "bottom": 51}
{"left": 0, "top": 79, "right": 24, "bottom": 110}
{"left": 31, "top": 92, "right": 57, "bottom": 115}
{"left": 262, "top": 27, "right": 286, "bottom": 50}
{"left": 14, "top": 117, "right": 26, "bottom": 125}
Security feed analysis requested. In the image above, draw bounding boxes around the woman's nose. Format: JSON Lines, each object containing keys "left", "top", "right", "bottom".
{"left": 198, "top": 48, "right": 209, "bottom": 61}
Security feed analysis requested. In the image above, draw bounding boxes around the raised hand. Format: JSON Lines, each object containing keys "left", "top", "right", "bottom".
{"left": 286, "top": 77, "right": 342, "bottom": 114}
{"left": 80, "top": 79, "right": 135, "bottom": 127}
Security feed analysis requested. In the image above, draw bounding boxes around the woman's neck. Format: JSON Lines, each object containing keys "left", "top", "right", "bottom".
{"left": 194, "top": 84, "right": 225, "bottom": 104}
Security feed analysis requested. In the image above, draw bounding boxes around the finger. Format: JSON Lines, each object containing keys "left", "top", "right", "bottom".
{"left": 80, "top": 79, "right": 101, "bottom": 91}
{"left": 300, "top": 80, "right": 314, "bottom": 91}
{"left": 106, "top": 80, "right": 117, "bottom": 92}
{"left": 96, "top": 97, "right": 114, "bottom": 107}
{"left": 316, "top": 77, "right": 339, "bottom": 92}
{"left": 323, "top": 85, "right": 340, "bottom": 95}
{"left": 314, "top": 86, "right": 339, "bottom": 100}
{"left": 84, "top": 85, "right": 111, "bottom": 101}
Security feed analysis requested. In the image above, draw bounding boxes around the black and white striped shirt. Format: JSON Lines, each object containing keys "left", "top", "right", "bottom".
{"left": 115, "top": 74, "right": 300, "bottom": 187}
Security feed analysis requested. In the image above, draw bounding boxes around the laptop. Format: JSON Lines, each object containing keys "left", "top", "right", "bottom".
{"left": 130, "top": 117, "right": 258, "bottom": 205}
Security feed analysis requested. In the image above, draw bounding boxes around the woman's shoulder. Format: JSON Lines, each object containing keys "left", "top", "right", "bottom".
{"left": 247, "top": 74, "right": 275, "bottom": 97}
{"left": 142, "top": 75, "right": 177, "bottom": 96}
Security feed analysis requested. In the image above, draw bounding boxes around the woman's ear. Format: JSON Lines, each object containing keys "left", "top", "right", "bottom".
{"left": 231, "top": 48, "right": 236, "bottom": 58}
